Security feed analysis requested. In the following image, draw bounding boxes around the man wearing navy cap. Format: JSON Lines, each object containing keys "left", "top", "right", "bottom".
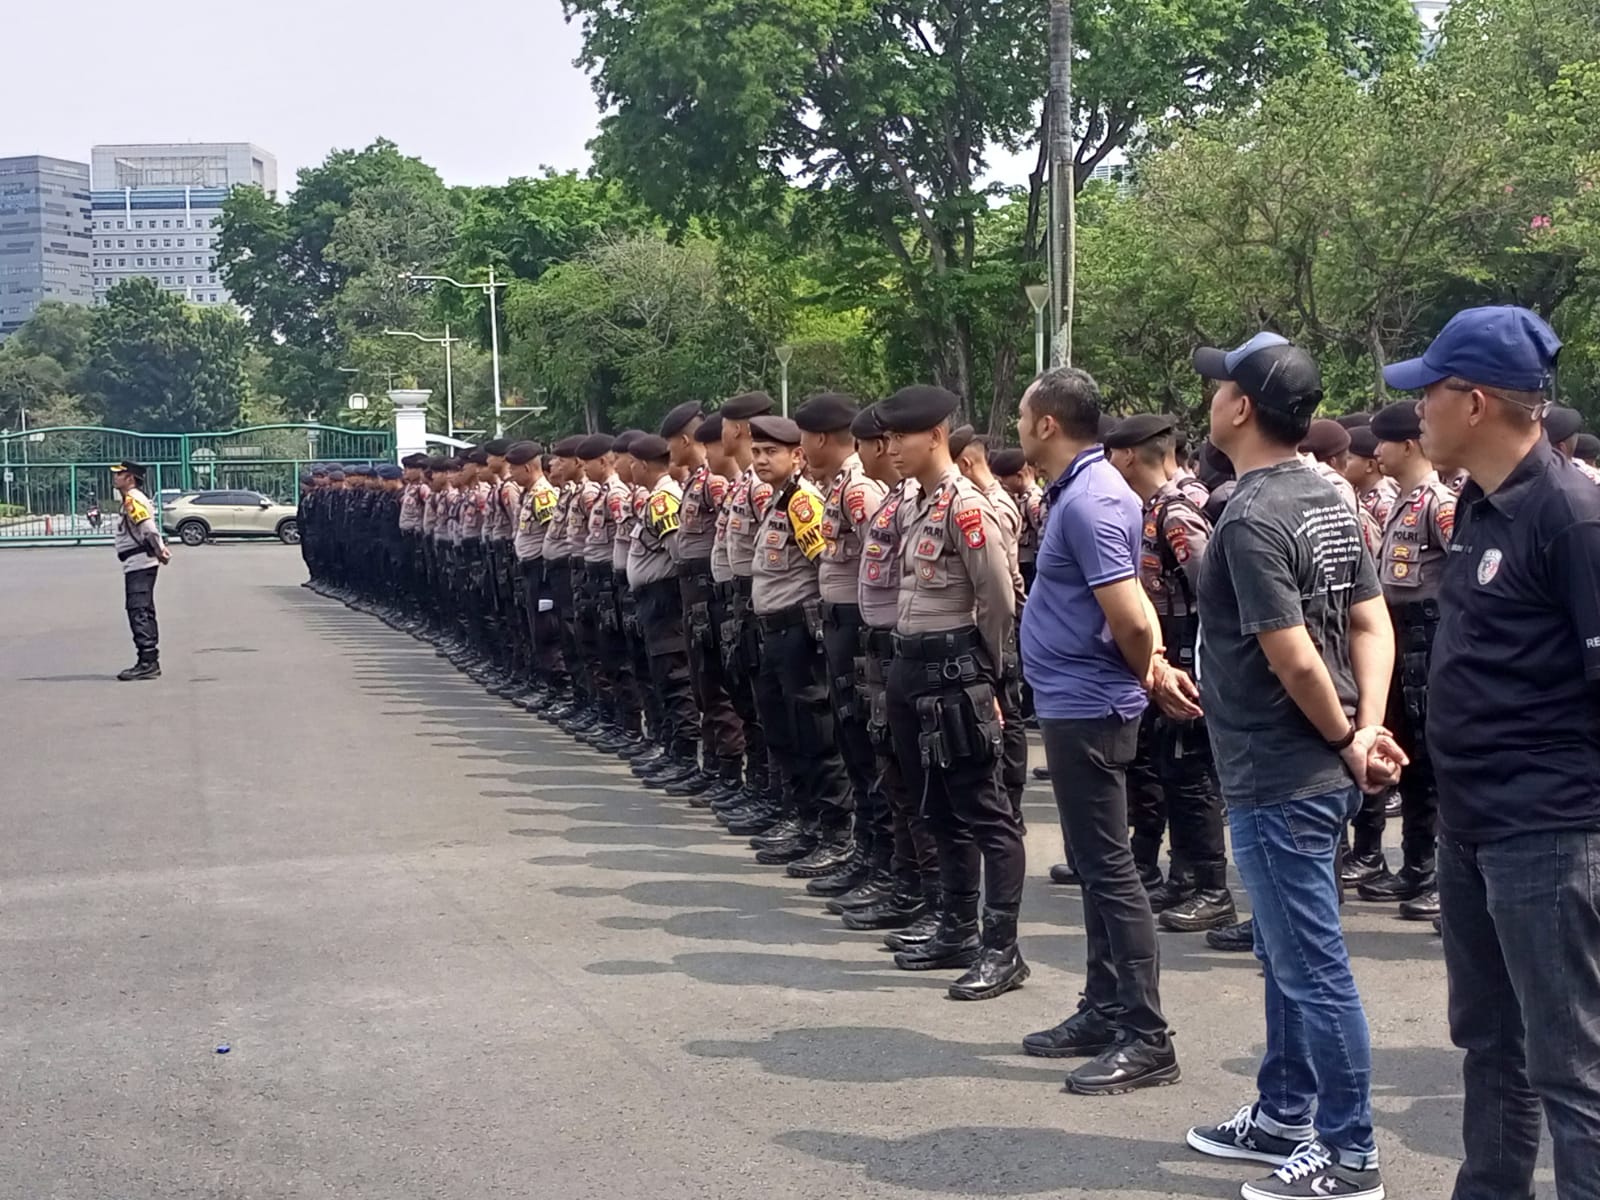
{"left": 1390, "top": 305, "right": 1600, "bottom": 1200}
{"left": 1185, "top": 332, "right": 1400, "bottom": 1200}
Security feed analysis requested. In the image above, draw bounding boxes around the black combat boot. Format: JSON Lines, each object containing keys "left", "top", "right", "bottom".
{"left": 701, "top": 759, "right": 745, "bottom": 807}
{"left": 786, "top": 817, "right": 855, "bottom": 878}
{"left": 806, "top": 840, "right": 869, "bottom": 897}
{"left": 117, "top": 654, "right": 161, "bottom": 682}
{"left": 1145, "top": 865, "right": 1196, "bottom": 914}
{"left": 892, "top": 900, "right": 980, "bottom": 972}
{"left": 823, "top": 859, "right": 895, "bottom": 914}
{"left": 754, "top": 815, "right": 819, "bottom": 865}
{"left": 1359, "top": 860, "right": 1434, "bottom": 902}
{"left": 1341, "top": 849, "right": 1389, "bottom": 887}
{"left": 1205, "top": 917, "right": 1255, "bottom": 952}
{"left": 1158, "top": 863, "right": 1238, "bottom": 932}
{"left": 1400, "top": 889, "right": 1440, "bottom": 920}
{"left": 947, "top": 908, "right": 1029, "bottom": 1001}
{"left": 840, "top": 885, "right": 927, "bottom": 931}
{"left": 883, "top": 890, "right": 942, "bottom": 951}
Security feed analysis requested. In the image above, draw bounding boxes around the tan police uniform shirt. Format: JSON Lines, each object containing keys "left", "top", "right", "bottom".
{"left": 724, "top": 466, "right": 774, "bottom": 579}
{"left": 895, "top": 466, "right": 1016, "bottom": 667}
{"left": 1379, "top": 472, "right": 1456, "bottom": 605}
{"left": 751, "top": 473, "right": 826, "bottom": 615}
{"left": 858, "top": 478, "right": 918, "bottom": 628}
{"left": 1139, "top": 478, "right": 1209, "bottom": 619}
{"left": 982, "top": 479, "right": 1027, "bottom": 610}
{"left": 818, "top": 454, "right": 887, "bottom": 606}
{"left": 678, "top": 464, "right": 728, "bottom": 565}
{"left": 513, "top": 476, "right": 560, "bottom": 562}
{"left": 628, "top": 473, "right": 683, "bottom": 588}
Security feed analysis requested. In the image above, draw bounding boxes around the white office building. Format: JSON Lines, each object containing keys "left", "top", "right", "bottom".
{"left": 88, "top": 143, "right": 276, "bottom": 308}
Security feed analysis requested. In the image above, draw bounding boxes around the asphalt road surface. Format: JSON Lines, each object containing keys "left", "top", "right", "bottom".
{"left": 1, "top": 545, "right": 1530, "bottom": 1199}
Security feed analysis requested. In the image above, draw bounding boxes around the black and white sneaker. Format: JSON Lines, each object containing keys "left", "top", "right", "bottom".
{"left": 1187, "top": 1104, "right": 1309, "bottom": 1165}
{"left": 1240, "top": 1140, "right": 1384, "bottom": 1200}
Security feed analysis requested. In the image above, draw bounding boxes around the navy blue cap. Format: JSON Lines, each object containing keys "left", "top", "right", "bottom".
{"left": 377, "top": 465, "right": 403, "bottom": 480}
{"left": 1383, "top": 305, "right": 1561, "bottom": 393}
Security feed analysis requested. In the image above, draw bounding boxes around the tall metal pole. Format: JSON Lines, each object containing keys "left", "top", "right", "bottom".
{"left": 487, "top": 267, "right": 504, "bottom": 437}
{"left": 1034, "top": 308, "right": 1046, "bottom": 378}
{"left": 780, "top": 361, "right": 790, "bottom": 417}
{"left": 443, "top": 322, "right": 456, "bottom": 440}
{"left": 1049, "top": 0, "right": 1075, "bottom": 367}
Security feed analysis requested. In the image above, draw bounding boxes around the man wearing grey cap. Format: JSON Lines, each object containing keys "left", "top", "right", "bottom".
{"left": 1184, "top": 332, "right": 1401, "bottom": 1200}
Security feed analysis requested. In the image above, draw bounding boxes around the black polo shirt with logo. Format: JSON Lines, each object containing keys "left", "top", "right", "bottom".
{"left": 1428, "top": 437, "right": 1600, "bottom": 842}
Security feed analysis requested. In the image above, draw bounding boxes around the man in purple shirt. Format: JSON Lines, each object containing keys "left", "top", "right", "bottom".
{"left": 1016, "top": 367, "right": 1176, "bottom": 1095}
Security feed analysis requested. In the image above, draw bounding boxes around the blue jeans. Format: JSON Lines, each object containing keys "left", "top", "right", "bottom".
{"left": 1230, "top": 786, "right": 1377, "bottom": 1166}
{"left": 1439, "top": 830, "right": 1600, "bottom": 1200}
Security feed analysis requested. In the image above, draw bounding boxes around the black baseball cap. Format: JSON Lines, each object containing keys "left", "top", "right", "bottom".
{"left": 1193, "top": 332, "right": 1323, "bottom": 418}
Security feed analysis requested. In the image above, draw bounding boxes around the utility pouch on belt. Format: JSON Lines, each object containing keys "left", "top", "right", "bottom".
{"left": 803, "top": 599, "right": 824, "bottom": 644}
{"left": 689, "top": 601, "right": 713, "bottom": 649}
{"left": 866, "top": 682, "right": 890, "bottom": 747}
{"left": 833, "top": 669, "right": 857, "bottom": 720}
{"left": 955, "top": 681, "right": 1003, "bottom": 765}
{"left": 720, "top": 617, "right": 741, "bottom": 673}
{"left": 915, "top": 695, "right": 950, "bottom": 771}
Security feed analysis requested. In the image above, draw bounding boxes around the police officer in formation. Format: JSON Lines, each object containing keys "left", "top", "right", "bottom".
{"left": 296, "top": 362, "right": 1600, "bottom": 1016}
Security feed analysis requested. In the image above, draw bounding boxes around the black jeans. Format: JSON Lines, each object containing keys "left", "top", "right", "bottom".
{"left": 1440, "top": 829, "right": 1600, "bottom": 1200}
{"left": 1041, "top": 714, "right": 1167, "bottom": 1042}
{"left": 123, "top": 567, "right": 159, "bottom": 657}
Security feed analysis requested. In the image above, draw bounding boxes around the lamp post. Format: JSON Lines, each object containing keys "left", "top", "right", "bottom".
{"left": 1024, "top": 283, "right": 1050, "bottom": 379}
{"left": 403, "top": 270, "right": 508, "bottom": 435}
{"left": 775, "top": 344, "right": 794, "bottom": 417}
{"left": 383, "top": 326, "right": 460, "bottom": 439}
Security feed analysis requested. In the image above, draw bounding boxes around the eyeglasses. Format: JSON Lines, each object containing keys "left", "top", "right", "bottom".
{"left": 1435, "top": 381, "right": 1552, "bottom": 418}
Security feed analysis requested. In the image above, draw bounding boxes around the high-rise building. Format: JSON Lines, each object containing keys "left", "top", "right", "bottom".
{"left": 0, "top": 156, "right": 94, "bottom": 339}
{"left": 89, "top": 142, "right": 277, "bottom": 309}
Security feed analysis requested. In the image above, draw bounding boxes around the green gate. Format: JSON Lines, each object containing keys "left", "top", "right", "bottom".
{"left": 0, "top": 423, "right": 394, "bottom": 545}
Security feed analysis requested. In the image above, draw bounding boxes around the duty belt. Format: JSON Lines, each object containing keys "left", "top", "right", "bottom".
{"left": 713, "top": 580, "right": 741, "bottom": 603}
{"left": 893, "top": 627, "right": 981, "bottom": 660}
{"left": 677, "top": 557, "right": 715, "bottom": 581}
{"left": 819, "top": 600, "right": 862, "bottom": 627}
{"left": 757, "top": 604, "right": 809, "bottom": 634}
{"left": 1391, "top": 598, "right": 1441, "bottom": 630}
{"left": 862, "top": 626, "right": 896, "bottom": 658}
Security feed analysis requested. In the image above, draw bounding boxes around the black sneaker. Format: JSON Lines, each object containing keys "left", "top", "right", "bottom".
{"left": 1186, "top": 1103, "right": 1309, "bottom": 1165}
{"left": 1206, "top": 918, "right": 1255, "bottom": 952}
{"left": 1239, "top": 1140, "right": 1384, "bottom": 1200}
{"left": 1021, "top": 1005, "right": 1119, "bottom": 1059}
{"left": 1064, "top": 1032, "right": 1180, "bottom": 1095}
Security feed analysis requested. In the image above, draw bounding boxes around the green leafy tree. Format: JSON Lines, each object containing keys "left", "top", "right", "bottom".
{"left": 80, "top": 278, "right": 248, "bottom": 431}
{"left": 217, "top": 139, "right": 453, "bottom": 421}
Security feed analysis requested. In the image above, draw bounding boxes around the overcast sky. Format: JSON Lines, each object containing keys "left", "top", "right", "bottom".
{"left": 12, "top": 0, "right": 601, "bottom": 189}
{"left": 13, "top": 0, "right": 1038, "bottom": 192}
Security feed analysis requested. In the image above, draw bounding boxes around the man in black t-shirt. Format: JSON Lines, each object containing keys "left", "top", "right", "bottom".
{"left": 1182, "top": 332, "right": 1402, "bottom": 1200}
{"left": 1387, "top": 305, "right": 1600, "bottom": 1200}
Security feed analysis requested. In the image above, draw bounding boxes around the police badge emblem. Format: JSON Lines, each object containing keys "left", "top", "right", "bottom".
{"left": 1477, "top": 548, "right": 1502, "bottom": 585}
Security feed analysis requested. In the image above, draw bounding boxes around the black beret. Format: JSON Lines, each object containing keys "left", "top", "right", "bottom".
{"left": 464, "top": 447, "right": 490, "bottom": 466}
{"left": 989, "top": 447, "right": 1027, "bottom": 476}
{"left": 793, "top": 392, "right": 860, "bottom": 434}
{"left": 400, "top": 453, "right": 429, "bottom": 469}
{"left": 750, "top": 414, "right": 802, "bottom": 446}
{"left": 350, "top": 466, "right": 375, "bottom": 478}
{"left": 425, "top": 456, "right": 450, "bottom": 472}
{"left": 613, "top": 430, "right": 645, "bottom": 455}
{"left": 875, "top": 385, "right": 960, "bottom": 433}
{"left": 1370, "top": 401, "right": 1422, "bottom": 443}
{"left": 440, "top": 457, "right": 464, "bottom": 471}
{"left": 326, "top": 469, "right": 346, "bottom": 481}
{"left": 1348, "top": 427, "right": 1380, "bottom": 458}
{"left": 377, "top": 465, "right": 403, "bottom": 480}
{"left": 506, "top": 441, "right": 542, "bottom": 465}
{"left": 630, "top": 434, "right": 671, "bottom": 462}
{"left": 1545, "top": 405, "right": 1584, "bottom": 445}
{"left": 1096, "top": 412, "right": 1120, "bottom": 442}
{"left": 1335, "top": 412, "right": 1372, "bottom": 429}
{"left": 576, "top": 433, "right": 615, "bottom": 460}
{"left": 948, "top": 424, "right": 977, "bottom": 456}
{"left": 659, "top": 402, "right": 703, "bottom": 438}
{"left": 721, "top": 391, "right": 776, "bottom": 421}
{"left": 484, "top": 438, "right": 512, "bottom": 457}
{"left": 1575, "top": 433, "right": 1600, "bottom": 462}
{"left": 849, "top": 404, "right": 883, "bottom": 441}
{"left": 311, "top": 468, "right": 327, "bottom": 479}
{"left": 1299, "top": 418, "right": 1352, "bottom": 460}
{"left": 694, "top": 412, "right": 724, "bottom": 444}
{"left": 299, "top": 472, "right": 314, "bottom": 485}
{"left": 551, "top": 436, "right": 586, "bottom": 458}
{"left": 1102, "top": 412, "right": 1176, "bottom": 450}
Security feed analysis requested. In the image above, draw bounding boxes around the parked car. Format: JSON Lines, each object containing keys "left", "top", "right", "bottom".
{"left": 163, "top": 490, "right": 300, "bottom": 545}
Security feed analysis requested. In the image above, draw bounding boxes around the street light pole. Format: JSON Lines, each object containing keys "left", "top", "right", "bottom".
{"left": 775, "top": 344, "right": 794, "bottom": 417}
{"left": 403, "top": 271, "right": 509, "bottom": 437}
{"left": 1024, "top": 283, "right": 1050, "bottom": 379}
{"left": 383, "top": 326, "right": 461, "bottom": 439}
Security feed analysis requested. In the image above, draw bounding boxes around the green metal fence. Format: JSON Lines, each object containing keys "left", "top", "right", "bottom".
{"left": 0, "top": 423, "right": 394, "bottom": 545}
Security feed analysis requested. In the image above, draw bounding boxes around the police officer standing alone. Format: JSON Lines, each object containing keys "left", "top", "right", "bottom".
{"left": 879, "top": 385, "right": 1027, "bottom": 1000}
{"left": 110, "top": 460, "right": 171, "bottom": 680}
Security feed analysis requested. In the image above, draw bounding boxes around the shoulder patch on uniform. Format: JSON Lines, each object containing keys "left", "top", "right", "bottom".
{"left": 955, "top": 507, "right": 986, "bottom": 548}
{"left": 124, "top": 494, "right": 152, "bottom": 523}
{"left": 844, "top": 483, "right": 869, "bottom": 526}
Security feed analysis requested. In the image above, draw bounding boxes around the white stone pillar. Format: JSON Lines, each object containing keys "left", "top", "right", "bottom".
{"left": 389, "top": 389, "right": 432, "bottom": 461}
